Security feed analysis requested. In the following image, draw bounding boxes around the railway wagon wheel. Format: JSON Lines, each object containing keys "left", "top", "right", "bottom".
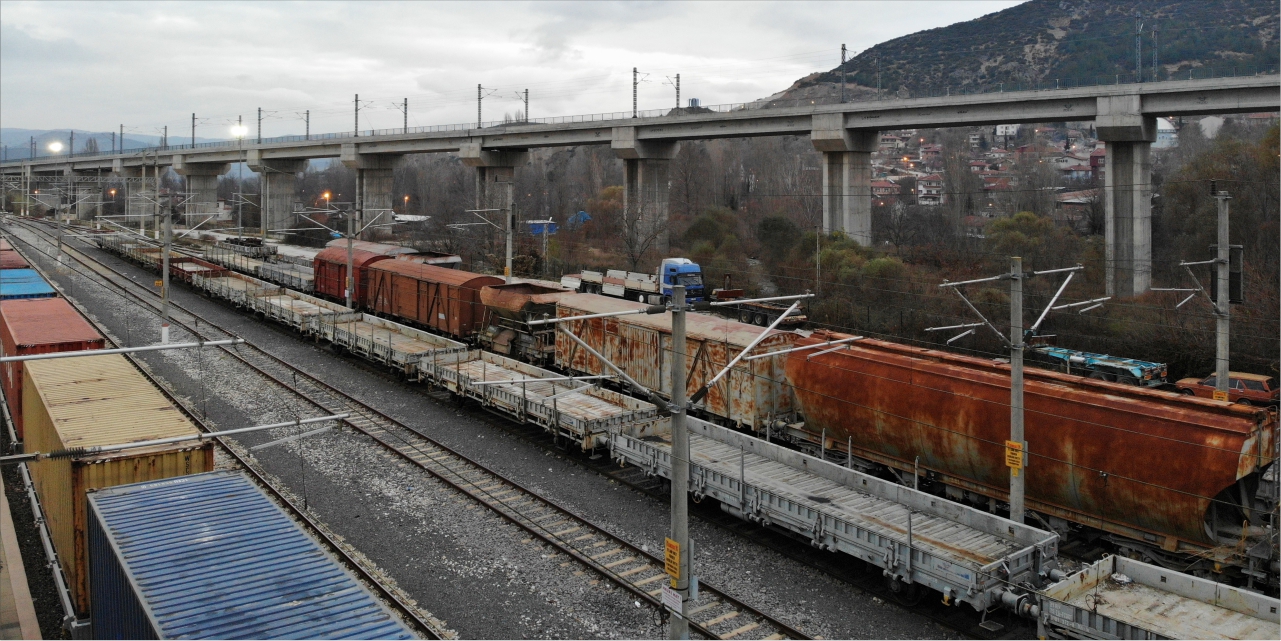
{"left": 886, "top": 576, "right": 924, "bottom": 606}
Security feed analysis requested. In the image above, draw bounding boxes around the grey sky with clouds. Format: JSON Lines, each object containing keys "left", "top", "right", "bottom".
{"left": 1, "top": 1, "right": 1019, "bottom": 140}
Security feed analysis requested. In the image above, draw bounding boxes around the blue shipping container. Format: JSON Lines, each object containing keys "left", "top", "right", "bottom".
{"left": 87, "top": 471, "right": 417, "bottom": 640}
{"left": 0, "top": 269, "right": 56, "bottom": 300}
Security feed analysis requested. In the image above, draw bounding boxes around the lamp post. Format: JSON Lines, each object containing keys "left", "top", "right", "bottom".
{"left": 46, "top": 141, "right": 65, "bottom": 263}
{"left": 232, "top": 120, "right": 248, "bottom": 240}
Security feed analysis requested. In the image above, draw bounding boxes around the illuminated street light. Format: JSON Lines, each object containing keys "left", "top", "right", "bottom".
{"left": 47, "top": 141, "right": 64, "bottom": 153}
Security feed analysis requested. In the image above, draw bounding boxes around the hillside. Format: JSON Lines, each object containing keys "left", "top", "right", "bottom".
{"left": 787, "top": 0, "right": 1278, "bottom": 100}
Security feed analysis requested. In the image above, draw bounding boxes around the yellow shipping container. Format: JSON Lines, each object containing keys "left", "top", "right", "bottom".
{"left": 22, "top": 354, "right": 213, "bottom": 615}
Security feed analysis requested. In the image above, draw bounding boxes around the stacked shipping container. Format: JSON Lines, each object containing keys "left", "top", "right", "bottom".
{"left": 0, "top": 297, "right": 105, "bottom": 440}
{"left": 87, "top": 472, "right": 414, "bottom": 640}
{"left": 24, "top": 354, "right": 214, "bottom": 615}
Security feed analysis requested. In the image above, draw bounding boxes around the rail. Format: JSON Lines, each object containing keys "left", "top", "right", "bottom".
{"left": 11, "top": 217, "right": 811, "bottom": 641}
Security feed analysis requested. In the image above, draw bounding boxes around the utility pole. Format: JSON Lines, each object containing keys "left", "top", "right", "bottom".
{"left": 1152, "top": 26, "right": 1159, "bottom": 81}
{"left": 345, "top": 213, "right": 355, "bottom": 308}
{"left": 477, "top": 85, "right": 483, "bottom": 128}
{"left": 815, "top": 225, "right": 822, "bottom": 295}
{"left": 1212, "top": 187, "right": 1231, "bottom": 397}
{"left": 633, "top": 67, "right": 639, "bottom": 118}
{"left": 153, "top": 156, "right": 161, "bottom": 241}
{"left": 162, "top": 126, "right": 167, "bottom": 149}
{"left": 1008, "top": 256, "right": 1025, "bottom": 524}
{"left": 1135, "top": 16, "right": 1144, "bottom": 82}
{"left": 354, "top": 94, "right": 360, "bottom": 136}
{"left": 840, "top": 44, "right": 847, "bottom": 103}
{"left": 504, "top": 181, "right": 514, "bottom": 283}
{"left": 111, "top": 131, "right": 116, "bottom": 154}
{"left": 675, "top": 74, "right": 680, "bottom": 109}
{"left": 237, "top": 116, "right": 245, "bottom": 239}
{"left": 403, "top": 98, "right": 409, "bottom": 133}
{"left": 191, "top": 113, "right": 196, "bottom": 146}
{"left": 69, "top": 130, "right": 75, "bottom": 155}
{"left": 161, "top": 198, "right": 172, "bottom": 343}
{"left": 876, "top": 55, "right": 881, "bottom": 98}
{"left": 305, "top": 110, "right": 310, "bottom": 140}
{"left": 119, "top": 125, "right": 124, "bottom": 152}
{"left": 667, "top": 283, "right": 690, "bottom": 640}
{"left": 257, "top": 107, "right": 263, "bottom": 144}
{"left": 523, "top": 89, "right": 529, "bottom": 122}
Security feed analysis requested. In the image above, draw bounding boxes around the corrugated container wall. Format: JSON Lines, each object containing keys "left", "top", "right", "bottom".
{"left": 0, "top": 298, "right": 105, "bottom": 440}
{"left": 0, "top": 250, "right": 29, "bottom": 270}
{"left": 312, "top": 246, "right": 388, "bottom": 303}
{"left": 366, "top": 261, "right": 503, "bottom": 339}
{"left": 0, "top": 269, "right": 56, "bottom": 300}
{"left": 88, "top": 471, "right": 416, "bottom": 640}
{"left": 554, "top": 293, "right": 796, "bottom": 429}
{"left": 23, "top": 354, "right": 213, "bottom": 615}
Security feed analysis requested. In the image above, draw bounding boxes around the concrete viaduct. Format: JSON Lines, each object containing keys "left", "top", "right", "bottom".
{"left": 3, "top": 75, "right": 1276, "bottom": 297}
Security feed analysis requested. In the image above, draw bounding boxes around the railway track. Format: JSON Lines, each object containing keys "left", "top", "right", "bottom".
{"left": 8, "top": 219, "right": 811, "bottom": 641}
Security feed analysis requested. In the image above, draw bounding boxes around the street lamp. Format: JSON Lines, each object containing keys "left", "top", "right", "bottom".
{"left": 232, "top": 120, "right": 248, "bottom": 239}
{"left": 48, "top": 141, "right": 66, "bottom": 262}
{"left": 322, "top": 191, "right": 332, "bottom": 210}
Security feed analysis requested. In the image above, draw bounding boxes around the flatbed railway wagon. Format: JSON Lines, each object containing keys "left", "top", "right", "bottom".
{"left": 1036, "top": 555, "right": 1280, "bottom": 639}
{"left": 554, "top": 293, "right": 797, "bottom": 430}
{"left": 421, "top": 348, "right": 661, "bottom": 450}
{"left": 784, "top": 330, "right": 1279, "bottom": 588}
{"left": 611, "top": 415, "right": 1062, "bottom": 610}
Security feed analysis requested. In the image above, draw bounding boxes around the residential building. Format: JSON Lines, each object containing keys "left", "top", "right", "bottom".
{"left": 917, "top": 174, "right": 944, "bottom": 206}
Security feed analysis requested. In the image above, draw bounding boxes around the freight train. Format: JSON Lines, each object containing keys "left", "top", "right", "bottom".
{"left": 89, "top": 229, "right": 1279, "bottom": 592}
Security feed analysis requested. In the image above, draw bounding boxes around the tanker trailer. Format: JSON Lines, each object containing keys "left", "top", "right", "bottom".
{"left": 784, "top": 330, "right": 1276, "bottom": 588}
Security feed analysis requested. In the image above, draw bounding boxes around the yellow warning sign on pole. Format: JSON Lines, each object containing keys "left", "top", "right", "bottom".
{"left": 664, "top": 538, "right": 680, "bottom": 580}
{"left": 1212, "top": 390, "right": 1229, "bottom": 402}
{"left": 1005, "top": 440, "right": 1024, "bottom": 477}
{"left": 154, "top": 280, "right": 163, "bottom": 287}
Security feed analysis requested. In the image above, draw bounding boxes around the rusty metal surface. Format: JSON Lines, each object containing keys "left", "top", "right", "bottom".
{"left": 324, "top": 238, "right": 418, "bottom": 256}
{"left": 311, "top": 246, "right": 388, "bottom": 302}
{"left": 366, "top": 262, "right": 503, "bottom": 339}
{"left": 480, "top": 282, "right": 574, "bottom": 321}
{"left": 785, "top": 330, "right": 1276, "bottom": 549}
{"left": 554, "top": 293, "right": 797, "bottom": 428}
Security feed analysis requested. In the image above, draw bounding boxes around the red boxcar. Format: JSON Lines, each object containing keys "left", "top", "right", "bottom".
{"left": 312, "top": 246, "right": 389, "bottom": 304}
{"left": 0, "top": 297, "right": 105, "bottom": 439}
{"left": 365, "top": 261, "right": 502, "bottom": 339}
{"left": 785, "top": 329, "right": 1276, "bottom": 556}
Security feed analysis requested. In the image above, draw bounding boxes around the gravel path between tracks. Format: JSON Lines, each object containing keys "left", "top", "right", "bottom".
{"left": 18, "top": 229, "right": 959, "bottom": 640}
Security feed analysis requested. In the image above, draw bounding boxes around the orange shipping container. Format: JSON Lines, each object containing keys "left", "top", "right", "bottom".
{"left": 0, "top": 298, "right": 105, "bottom": 440}
{"left": 23, "top": 354, "right": 213, "bottom": 615}
{"left": 366, "top": 261, "right": 502, "bottom": 339}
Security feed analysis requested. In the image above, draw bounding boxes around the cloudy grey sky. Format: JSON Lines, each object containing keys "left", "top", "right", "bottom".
{"left": 2, "top": 1, "right": 1019, "bottom": 140}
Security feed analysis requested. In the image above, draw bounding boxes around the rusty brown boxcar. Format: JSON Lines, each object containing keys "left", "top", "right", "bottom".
{"left": 312, "top": 246, "right": 389, "bottom": 303}
{"left": 554, "top": 293, "right": 796, "bottom": 429}
{"left": 365, "top": 261, "right": 502, "bottom": 339}
{"left": 785, "top": 329, "right": 1277, "bottom": 560}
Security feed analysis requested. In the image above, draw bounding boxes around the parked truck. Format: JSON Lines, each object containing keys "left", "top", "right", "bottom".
{"left": 561, "top": 258, "right": 805, "bottom": 327}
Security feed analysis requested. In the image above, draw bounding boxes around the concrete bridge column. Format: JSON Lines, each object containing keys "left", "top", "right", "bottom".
{"left": 342, "top": 144, "right": 413, "bottom": 237}
{"left": 173, "top": 155, "right": 229, "bottom": 217}
{"left": 248, "top": 150, "right": 305, "bottom": 237}
{"left": 1096, "top": 95, "right": 1155, "bottom": 298}
{"left": 612, "top": 127, "right": 678, "bottom": 254}
{"left": 811, "top": 115, "right": 877, "bottom": 245}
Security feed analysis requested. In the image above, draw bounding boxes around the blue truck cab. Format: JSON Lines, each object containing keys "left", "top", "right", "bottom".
{"left": 660, "top": 258, "right": 705, "bottom": 301}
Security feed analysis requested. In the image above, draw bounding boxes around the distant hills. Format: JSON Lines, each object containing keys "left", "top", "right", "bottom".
{"left": 784, "top": 0, "right": 1278, "bottom": 101}
{"left": 0, "top": 128, "right": 223, "bottom": 161}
